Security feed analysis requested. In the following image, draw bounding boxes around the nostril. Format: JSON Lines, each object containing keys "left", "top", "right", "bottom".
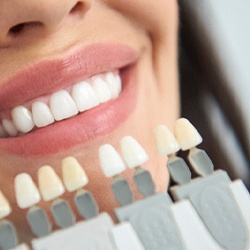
{"left": 8, "top": 21, "right": 43, "bottom": 36}
{"left": 70, "top": 2, "right": 85, "bottom": 14}
{"left": 9, "top": 23, "right": 26, "bottom": 34}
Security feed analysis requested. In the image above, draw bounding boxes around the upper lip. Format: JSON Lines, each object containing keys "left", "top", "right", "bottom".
{"left": 0, "top": 43, "right": 139, "bottom": 111}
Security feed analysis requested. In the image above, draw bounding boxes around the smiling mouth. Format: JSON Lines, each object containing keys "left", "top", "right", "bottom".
{"left": 0, "top": 71, "right": 122, "bottom": 138}
{"left": 0, "top": 43, "right": 139, "bottom": 155}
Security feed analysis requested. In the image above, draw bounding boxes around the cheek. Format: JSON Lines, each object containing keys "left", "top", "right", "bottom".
{"left": 101, "top": 0, "right": 179, "bottom": 34}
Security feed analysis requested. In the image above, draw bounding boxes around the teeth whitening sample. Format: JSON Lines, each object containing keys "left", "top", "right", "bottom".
{"left": 62, "top": 157, "right": 89, "bottom": 192}
{"left": 0, "top": 119, "right": 249, "bottom": 250}
{"left": 15, "top": 173, "right": 41, "bottom": 209}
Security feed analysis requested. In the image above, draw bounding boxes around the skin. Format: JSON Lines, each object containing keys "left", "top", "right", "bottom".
{"left": 0, "top": 0, "right": 179, "bottom": 243}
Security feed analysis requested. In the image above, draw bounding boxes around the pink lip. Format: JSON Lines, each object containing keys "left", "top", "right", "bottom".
{"left": 0, "top": 43, "right": 138, "bottom": 110}
{"left": 0, "top": 43, "right": 139, "bottom": 155}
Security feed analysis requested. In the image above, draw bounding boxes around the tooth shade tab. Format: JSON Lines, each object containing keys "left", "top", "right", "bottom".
{"left": 71, "top": 81, "right": 99, "bottom": 112}
{"left": 62, "top": 157, "right": 89, "bottom": 192}
{"left": 174, "top": 118, "right": 203, "bottom": 151}
{"left": 120, "top": 136, "right": 148, "bottom": 168}
{"left": 11, "top": 105, "right": 35, "bottom": 133}
{"left": 99, "top": 144, "right": 126, "bottom": 177}
{"left": 0, "top": 191, "right": 11, "bottom": 219}
{"left": 38, "top": 166, "right": 65, "bottom": 201}
{"left": 50, "top": 90, "right": 78, "bottom": 121}
{"left": 2, "top": 119, "right": 18, "bottom": 137}
{"left": 32, "top": 102, "right": 54, "bottom": 128}
{"left": 154, "top": 125, "right": 180, "bottom": 155}
{"left": 14, "top": 173, "right": 41, "bottom": 209}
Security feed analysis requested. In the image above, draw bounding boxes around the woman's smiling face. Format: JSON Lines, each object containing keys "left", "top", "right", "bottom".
{"left": 0, "top": 0, "right": 179, "bottom": 241}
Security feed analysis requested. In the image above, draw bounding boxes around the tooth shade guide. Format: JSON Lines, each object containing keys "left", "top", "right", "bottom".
{"left": 169, "top": 170, "right": 248, "bottom": 250}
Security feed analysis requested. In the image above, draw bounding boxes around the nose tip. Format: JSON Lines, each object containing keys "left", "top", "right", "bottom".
{"left": 0, "top": 0, "right": 88, "bottom": 46}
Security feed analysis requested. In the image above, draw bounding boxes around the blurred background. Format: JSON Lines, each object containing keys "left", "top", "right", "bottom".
{"left": 178, "top": 0, "right": 250, "bottom": 189}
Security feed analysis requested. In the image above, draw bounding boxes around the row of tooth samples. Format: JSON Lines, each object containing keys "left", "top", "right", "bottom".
{"left": 2, "top": 118, "right": 242, "bottom": 250}
{"left": 155, "top": 119, "right": 249, "bottom": 250}
{"left": 153, "top": 118, "right": 214, "bottom": 184}
{"left": 99, "top": 136, "right": 156, "bottom": 206}
{"left": 0, "top": 71, "right": 122, "bottom": 138}
{"left": 0, "top": 190, "right": 19, "bottom": 250}
{"left": 97, "top": 119, "right": 209, "bottom": 205}
{"left": 14, "top": 157, "right": 98, "bottom": 238}
{"left": 0, "top": 118, "right": 212, "bottom": 248}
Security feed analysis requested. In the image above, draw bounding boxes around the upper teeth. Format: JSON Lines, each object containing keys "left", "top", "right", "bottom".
{"left": 0, "top": 71, "right": 122, "bottom": 138}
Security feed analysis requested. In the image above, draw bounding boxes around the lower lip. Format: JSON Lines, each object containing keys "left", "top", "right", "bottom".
{"left": 0, "top": 66, "right": 137, "bottom": 156}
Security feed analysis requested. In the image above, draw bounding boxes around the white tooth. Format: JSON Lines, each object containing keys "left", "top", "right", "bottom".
{"left": 99, "top": 144, "right": 126, "bottom": 177}
{"left": 50, "top": 90, "right": 78, "bottom": 121}
{"left": 32, "top": 102, "right": 55, "bottom": 128}
{"left": 105, "top": 72, "right": 121, "bottom": 98}
{"left": 62, "top": 157, "right": 89, "bottom": 192}
{"left": 38, "top": 165, "right": 65, "bottom": 201}
{"left": 71, "top": 81, "right": 99, "bottom": 112}
{"left": 115, "top": 74, "right": 122, "bottom": 95}
{"left": 0, "top": 123, "right": 8, "bottom": 138}
{"left": 92, "top": 76, "right": 112, "bottom": 103}
{"left": 154, "top": 125, "right": 180, "bottom": 155}
{"left": 120, "top": 136, "right": 148, "bottom": 168}
{"left": 2, "top": 119, "right": 18, "bottom": 137}
{"left": 15, "top": 173, "right": 41, "bottom": 209}
{"left": 11, "top": 105, "right": 34, "bottom": 133}
{"left": 174, "top": 118, "right": 203, "bottom": 151}
{"left": 0, "top": 190, "right": 11, "bottom": 219}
